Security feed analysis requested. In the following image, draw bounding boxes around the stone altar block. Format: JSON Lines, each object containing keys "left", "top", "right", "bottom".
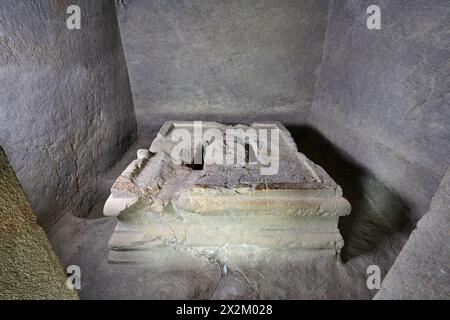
{"left": 104, "top": 121, "right": 351, "bottom": 264}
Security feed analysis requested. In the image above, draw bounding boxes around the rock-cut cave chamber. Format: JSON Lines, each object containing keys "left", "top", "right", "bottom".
{"left": 0, "top": 0, "right": 449, "bottom": 299}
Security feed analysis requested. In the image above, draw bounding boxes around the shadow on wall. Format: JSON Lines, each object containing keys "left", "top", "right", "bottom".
{"left": 286, "top": 125, "right": 413, "bottom": 262}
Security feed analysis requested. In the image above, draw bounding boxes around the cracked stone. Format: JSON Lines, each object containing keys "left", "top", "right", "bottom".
{"left": 104, "top": 121, "right": 351, "bottom": 265}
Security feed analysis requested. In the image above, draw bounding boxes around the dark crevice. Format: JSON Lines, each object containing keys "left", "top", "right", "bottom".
{"left": 286, "top": 125, "right": 414, "bottom": 262}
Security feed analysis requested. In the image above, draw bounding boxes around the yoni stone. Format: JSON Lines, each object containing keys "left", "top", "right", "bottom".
{"left": 104, "top": 121, "right": 351, "bottom": 264}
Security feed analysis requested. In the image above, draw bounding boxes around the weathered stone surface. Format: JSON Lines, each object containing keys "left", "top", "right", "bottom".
{"left": 211, "top": 273, "right": 258, "bottom": 300}
{"left": 48, "top": 139, "right": 395, "bottom": 300}
{"left": 116, "top": 0, "right": 329, "bottom": 137}
{"left": 311, "top": 0, "right": 450, "bottom": 222}
{"left": 0, "top": 146, "right": 78, "bottom": 300}
{"left": 104, "top": 122, "right": 350, "bottom": 264}
{"left": 375, "top": 166, "right": 450, "bottom": 300}
{"left": 0, "top": 0, "right": 137, "bottom": 229}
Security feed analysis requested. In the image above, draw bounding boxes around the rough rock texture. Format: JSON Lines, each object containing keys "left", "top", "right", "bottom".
{"left": 116, "top": 0, "right": 329, "bottom": 137}
{"left": 0, "top": 146, "right": 78, "bottom": 300}
{"left": 0, "top": 0, "right": 137, "bottom": 229}
{"left": 48, "top": 140, "right": 405, "bottom": 299}
{"left": 49, "top": 210, "right": 400, "bottom": 300}
{"left": 107, "top": 1, "right": 429, "bottom": 298}
{"left": 311, "top": 0, "right": 450, "bottom": 222}
{"left": 375, "top": 166, "right": 450, "bottom": 300}
{"left": 49, "top": 207, "right": 223, "bottom": 300}
{"left": 105, "top": 122, "right": 350, "bottom": 263}
{"left": 0, "top": 0, "right": 444, "bottom": 300}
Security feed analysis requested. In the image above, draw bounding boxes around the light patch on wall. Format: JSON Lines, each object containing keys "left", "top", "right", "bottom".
{"left": 367, "top": 5, "right": 382, "bottom": 30}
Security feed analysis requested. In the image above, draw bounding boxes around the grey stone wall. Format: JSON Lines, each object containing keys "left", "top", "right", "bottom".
{"left": 116, "top": 0, "right": 330, "bottom": 136}
{"left": 311, "top": 0, "right": 450, "bottom": 222}
{"left": 0, "top": 146, "right": 78, "bottom": 299}
{"left": 0, "top": 0, "right": 137, "bottom": 229}
{"left": 375, "top": 165, "right": 450, "bottom": 299}
{"left": 1, "top": 0, "right": 447, "bottom": 233}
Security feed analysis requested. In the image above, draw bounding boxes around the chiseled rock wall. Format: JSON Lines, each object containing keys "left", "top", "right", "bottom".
{"left": 105, "top": 122, "right": 351, "bottom": 265}
{"left": 0, "top": 0, "right": 137, "bottom": 229}
{"left": 0, "top": 146, "right": 78, "bottom": 299}
{"left": 375, "top": 166, "right": 450, "bottom": 300}
{"left": 116, "top": 0, "right": 329, "bottom": 136}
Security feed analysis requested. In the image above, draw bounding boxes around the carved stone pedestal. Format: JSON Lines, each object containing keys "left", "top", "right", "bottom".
{"left": 104, "top": 121, "right": 350, "bottom": 265}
